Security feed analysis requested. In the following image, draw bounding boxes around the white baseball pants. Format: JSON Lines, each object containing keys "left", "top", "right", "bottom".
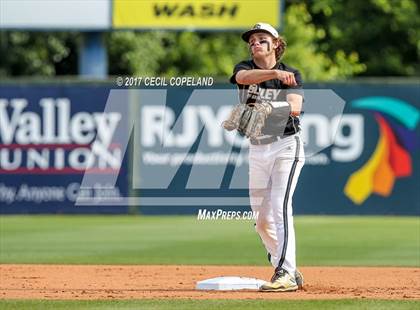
{"left": 249, "top": 133, "right": 305, "bottom": 276}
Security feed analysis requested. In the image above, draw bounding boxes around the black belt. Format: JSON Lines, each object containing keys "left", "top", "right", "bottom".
{"left": 250, "top": 135, "right": 278, "bottom": 145}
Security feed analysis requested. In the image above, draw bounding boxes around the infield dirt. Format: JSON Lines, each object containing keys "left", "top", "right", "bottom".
{"left": 0, "top": 265, "right": 419, "bottom": 300}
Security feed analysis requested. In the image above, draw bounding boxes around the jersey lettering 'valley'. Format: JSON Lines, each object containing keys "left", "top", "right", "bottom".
{"left": 247, "top": 85, "right": 283, "bottom": 102}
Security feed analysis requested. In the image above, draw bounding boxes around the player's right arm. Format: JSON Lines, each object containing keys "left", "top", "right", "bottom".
{"left": 236, "top": 69, "right": 297, "bottom": 86}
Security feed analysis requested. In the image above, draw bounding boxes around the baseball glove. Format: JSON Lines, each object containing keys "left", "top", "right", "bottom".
{"left": 222, "top": 102, "right": 272, "bottom": 139}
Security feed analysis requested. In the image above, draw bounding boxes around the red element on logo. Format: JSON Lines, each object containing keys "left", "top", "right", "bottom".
{"left": 376, "top": 114, "right": 412, "bottom": 177}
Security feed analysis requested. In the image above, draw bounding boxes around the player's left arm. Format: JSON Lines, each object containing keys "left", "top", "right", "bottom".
{"left": 286, "top": 69, "right": 303, "bottom": 116}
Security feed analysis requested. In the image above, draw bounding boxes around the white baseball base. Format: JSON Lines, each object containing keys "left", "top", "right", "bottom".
{"left": 196, "top": 276, "right": 266, "bottom": 291}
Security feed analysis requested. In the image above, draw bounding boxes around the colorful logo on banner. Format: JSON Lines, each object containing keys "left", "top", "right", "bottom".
{"left": 344, "top": 97, "right": 419, "bottom": 205}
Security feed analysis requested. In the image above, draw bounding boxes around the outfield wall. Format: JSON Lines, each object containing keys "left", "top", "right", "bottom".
{"left": 0, "top": 85, "right": 129, "bottom": 214}
{"left": 0, "top": 82, "right": 418, "bottom": 215}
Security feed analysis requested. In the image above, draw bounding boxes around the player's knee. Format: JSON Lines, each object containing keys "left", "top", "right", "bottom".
{"left": 249, "top": 188, "right": 269, "bottom": 207}
{"left": 254, "top": 217, "right": 271, "bottom": 234}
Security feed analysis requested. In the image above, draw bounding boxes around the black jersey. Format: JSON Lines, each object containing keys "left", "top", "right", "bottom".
{"left": 230, "top": 60, "right": 303, "bottom": 136}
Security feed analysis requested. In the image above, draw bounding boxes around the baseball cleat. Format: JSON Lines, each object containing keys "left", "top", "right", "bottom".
{"left": 295, "top": 269, "right": 304, "bottom": 289}
{"left": 259, "top": 267, "right": 298, "bottom": 292}
{"left": 266, "top": 253, "right": 304, "bottom": 290}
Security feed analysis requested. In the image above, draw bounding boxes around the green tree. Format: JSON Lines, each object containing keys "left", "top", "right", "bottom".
{"left": 1, "top": 0, "right": 418, "bottom": 79}
{"left": 303, "top": 0, "right": 420, "bottom": 76}
{"left": 107, "top": 31, "right": 171, "bottom": 76}
{"left": 159, "top": 32, "right": 249, "bottom": 77}
{"left": 0, "top": 32, "right": 78, "bottom": 77}
{"left": 106, "top": 3, "right": 365, "bottom": 81}
{"left": 282, "top": 3, "right": 366, "bottom": 80}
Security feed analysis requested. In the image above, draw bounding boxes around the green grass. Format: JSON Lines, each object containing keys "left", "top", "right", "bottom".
{"left": 0, "top": 215, "right": 419, "bottom": 266}
{"left": 0, "top": 299, "right": 419, "bottom": 310}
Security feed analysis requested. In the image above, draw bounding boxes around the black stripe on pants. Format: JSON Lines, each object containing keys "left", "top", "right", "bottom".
{"left": 278, "top": 136, "right": 300, "bottom": 269}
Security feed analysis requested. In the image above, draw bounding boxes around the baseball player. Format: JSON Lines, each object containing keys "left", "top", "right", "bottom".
{"left": 229, "top": 23, "right": 305, "bottom": 292}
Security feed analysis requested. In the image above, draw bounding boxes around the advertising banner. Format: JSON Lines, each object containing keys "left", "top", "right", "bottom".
{"left": 0, "top": 83, "right": 418, "bottom": 215}
{"left": 0, "top": 85, "right": 128, "bottom": 213}
{"left": 296, "top": 83, "right": 420, "bottom": 215}
{"left": 0, "top": 0, "right": 281, "bottom": 31}
{"left": 113, "top": 0, "right": 280, "bottom": 29}
{"left": 131, "top": 84, "right": 419, "bottom": 215}
{"left": 0, "top": 0, "right": 111, "bottom": 30}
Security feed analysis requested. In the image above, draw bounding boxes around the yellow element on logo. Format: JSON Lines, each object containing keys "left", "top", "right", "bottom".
{"left": 344, "top": 129, "right": 392, "bottom": 205}
{"left": 113, "top": 0, "right": 280, "bottom": 29}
